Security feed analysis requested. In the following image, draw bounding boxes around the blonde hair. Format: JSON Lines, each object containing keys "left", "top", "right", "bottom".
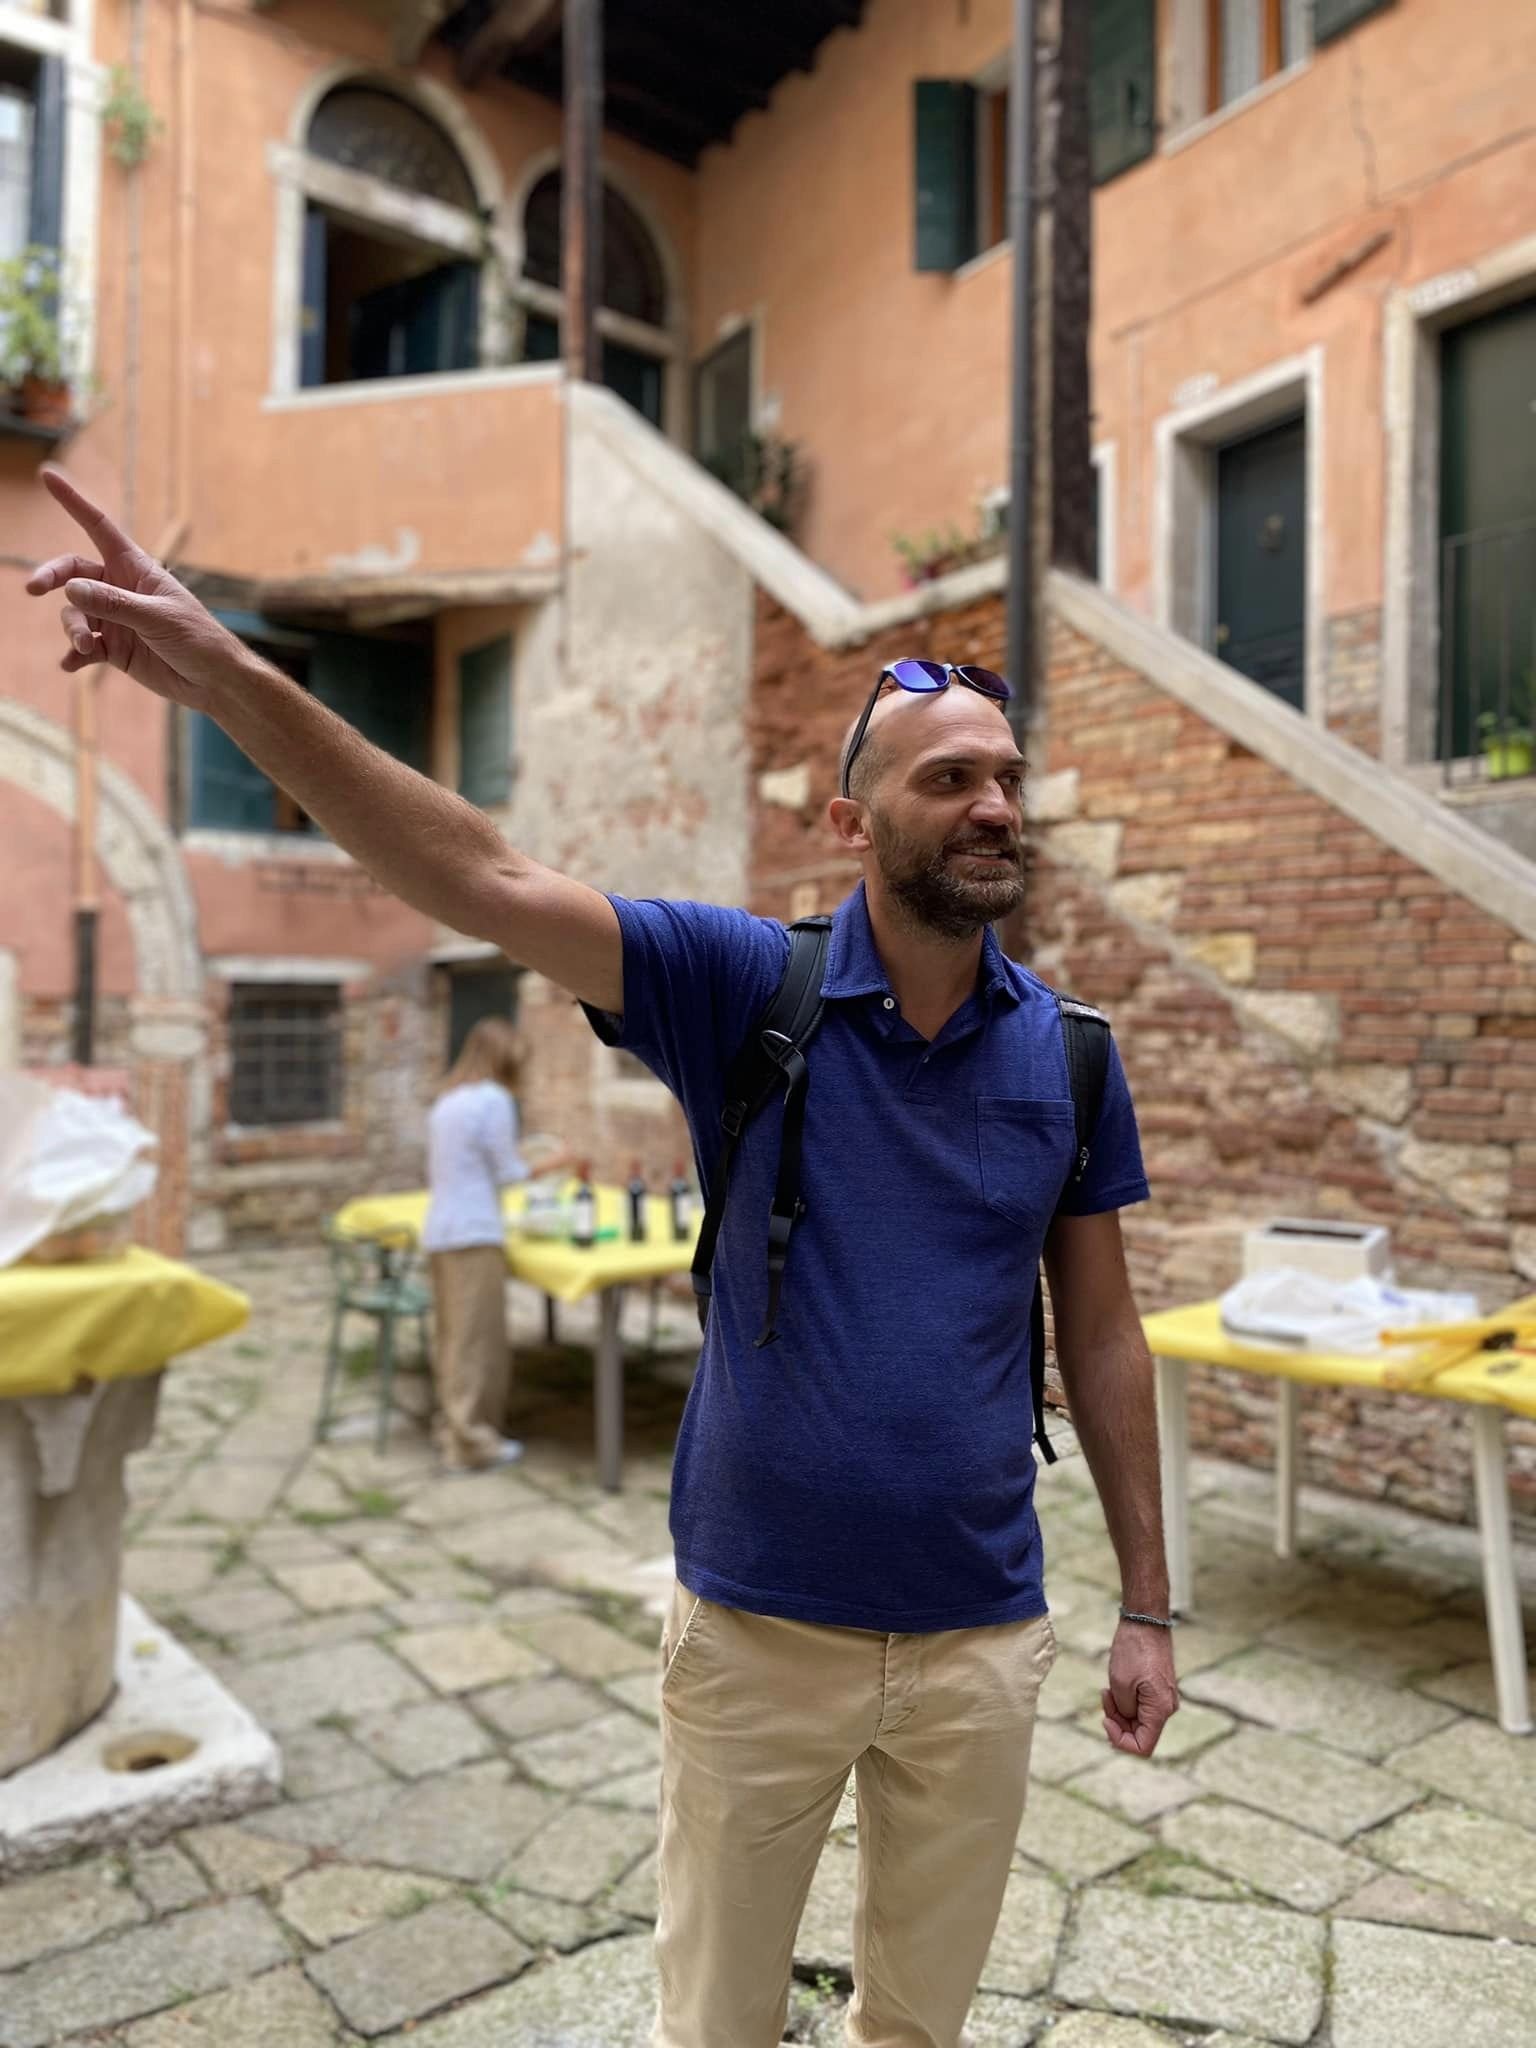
{"left": 437, "top": 1016, "right": 527, "bottom": 1098}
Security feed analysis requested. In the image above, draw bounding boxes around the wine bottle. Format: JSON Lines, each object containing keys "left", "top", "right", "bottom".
{"left": 627, "top": 1161, "right": 648, "bottom": 1243}
{"left": 669, "top": 1162, "right": 693, "bottom": 1242}
{"left": 572, "top": 1163, "right": 597, "bottom": 1250}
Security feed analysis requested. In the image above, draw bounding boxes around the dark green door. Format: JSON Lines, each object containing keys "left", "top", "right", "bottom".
{"left": 1215, "top": 417, "right": 1306, "bottom": 710}
{"left": 1439, "top": 298, "right": 1536, "bottom": 760}
{"left": 447, "top": 966, "right": 519, "bottom": 1064}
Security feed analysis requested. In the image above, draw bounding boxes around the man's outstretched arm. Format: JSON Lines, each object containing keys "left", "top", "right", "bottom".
{"left": 1043, "top": 1208, "right": 1180, "bottom": 1757}
{"left": 28, "top": 469, "right": 622, "bottom": 1013}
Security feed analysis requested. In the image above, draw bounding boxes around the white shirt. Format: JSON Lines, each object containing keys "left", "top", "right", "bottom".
{"left": 421, "top": 1081, "right": 528, "bottom": 1253}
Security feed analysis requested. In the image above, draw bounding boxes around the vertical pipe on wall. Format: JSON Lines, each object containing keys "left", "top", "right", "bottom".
{"left": 1005, "top": 0, "right": 1038, "bottom": 738}
{"left": 562, "top": 0, "right": 603, "bottom": 388}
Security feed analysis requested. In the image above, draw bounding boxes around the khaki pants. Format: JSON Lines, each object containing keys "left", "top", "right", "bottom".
{"left": 427, "top": 1247, "right": 511, "bottom": 1467}
{"left": 653, "top": 1579, "right": 1057, "bottom": 2048}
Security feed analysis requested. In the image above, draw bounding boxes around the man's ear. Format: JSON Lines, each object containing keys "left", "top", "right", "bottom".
{"left": 828, "top": 796, "right": 872, "bottom": 853}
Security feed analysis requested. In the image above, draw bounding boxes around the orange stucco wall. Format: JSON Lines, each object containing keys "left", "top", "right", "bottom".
{"left": 692, "top": 0, "right": 1536, "bottom": 605}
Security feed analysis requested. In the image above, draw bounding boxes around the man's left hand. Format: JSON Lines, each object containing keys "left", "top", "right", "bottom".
{"left": 1101, "top": 1620, "right": 1180, "bottom": 1756}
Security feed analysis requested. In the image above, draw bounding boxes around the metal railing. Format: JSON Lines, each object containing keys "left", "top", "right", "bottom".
{"left": 1439, "top": 515, "right": 1536, "bottom": 786}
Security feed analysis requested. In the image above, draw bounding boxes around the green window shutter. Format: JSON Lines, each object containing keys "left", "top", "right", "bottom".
{"left": 311, "top": 633, "right": 431, "bottom": 774}
{"left": 913, "top": 80, "right": 978, "bottom": 274}
{"left": 457, "top": 635, "right": 513, "bottom": 807}
{"left": 28, "top": 56, "right": 65, "bottom": 256}
{"left": 1314, "top": 0, "right": 1395, "bottom": 45}
{"left": 1089, "top": 0, "right": 1156, "bottom": 186}
{"left": 187, "top": 712, "right": 277, "bottom": 831}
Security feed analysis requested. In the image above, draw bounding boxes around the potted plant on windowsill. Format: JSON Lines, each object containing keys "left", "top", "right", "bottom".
{"left": 0, "top": 247, "right": 80, "bottom": 430}
{"left": 1477, "top": 710, "right": 1534, "bottom": 781}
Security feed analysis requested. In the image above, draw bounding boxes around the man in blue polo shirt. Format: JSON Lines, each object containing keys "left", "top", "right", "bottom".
{"left": 33, "top": 476, "right": 1177, "bottom": 2048}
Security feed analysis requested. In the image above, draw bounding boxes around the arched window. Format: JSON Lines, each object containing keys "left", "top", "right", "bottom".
{"left": 516, "top": 171, "right": 671, "bottom": 429}
{"left": 299, "top": 84, "right": 484, "bottom": 388}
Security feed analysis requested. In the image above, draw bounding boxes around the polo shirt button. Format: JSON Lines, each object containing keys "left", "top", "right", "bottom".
{"left": 882, "top": 997, "right": 896, "bottom": 1011}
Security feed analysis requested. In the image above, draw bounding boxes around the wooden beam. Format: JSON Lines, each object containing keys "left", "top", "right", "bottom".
{"left": 458, "top": 0, "right": 564, "bottom": 89}
{"left": 562, "top": 0, "right": 602, "bottom": 387}
{"left": 604, "top": 21, "right": 772, "bottom": 118}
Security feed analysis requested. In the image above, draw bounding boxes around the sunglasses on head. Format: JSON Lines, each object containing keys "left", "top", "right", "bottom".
{"left": 839, "top": 659, "right": 1012, "bottom": 799}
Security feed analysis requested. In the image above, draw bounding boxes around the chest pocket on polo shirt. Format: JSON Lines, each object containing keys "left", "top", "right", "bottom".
{"left": 976, "top": 1098, "right": 1077, "bottom": 1229}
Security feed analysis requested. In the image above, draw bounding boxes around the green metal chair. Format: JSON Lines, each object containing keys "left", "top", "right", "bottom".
{"left": 316, "top": 1224, "right": 432, "bottom": 1453}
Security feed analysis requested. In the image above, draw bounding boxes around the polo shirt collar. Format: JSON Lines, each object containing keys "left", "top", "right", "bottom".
{"left": 820, "top": 883, "right": 1022, "bottom": 1008}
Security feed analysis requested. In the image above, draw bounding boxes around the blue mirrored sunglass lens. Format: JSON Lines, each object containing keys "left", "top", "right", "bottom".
{"left": 889, "top": 659, "right": 949, "bottom": 691}
{"left": 955, "top": 665, "right": 1011, "bottom": 700}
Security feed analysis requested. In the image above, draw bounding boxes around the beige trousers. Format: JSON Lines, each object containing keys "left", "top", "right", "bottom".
{"left": 427, "top": 1247, "right": 511, "bottom": 1467}
{"left": 653, "top": 1578, "right": 1057, "bottom": 2048}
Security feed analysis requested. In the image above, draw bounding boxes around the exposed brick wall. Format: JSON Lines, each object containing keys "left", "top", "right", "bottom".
{"left": 747, "top": 590, "right": 1536, "bottom": 1537}
{"left": 1324, "top": 606, "right": 1383, "bottom": 758}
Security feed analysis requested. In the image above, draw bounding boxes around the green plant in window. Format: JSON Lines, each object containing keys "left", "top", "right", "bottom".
{"left": 0, "top": 247, "right": 68, "bottom": 386}
{"left": 889, "top": 513, "right": 1004, "bottom": 587}
{"left": 705, "top": 430, "right": 805, "bottom": 537}
{"left": 1475, "top": 668, "right": 1535, "bottom": 780}
{"left": 102, "top": 65, "right": 164, "bottom": 170}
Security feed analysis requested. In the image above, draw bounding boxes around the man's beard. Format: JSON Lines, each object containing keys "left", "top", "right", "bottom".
{"left": 868, "top": 808, "right": 1027, "bottom": 939}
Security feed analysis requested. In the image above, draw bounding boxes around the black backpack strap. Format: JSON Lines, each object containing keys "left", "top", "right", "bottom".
{"left": 1030, "top": 993, "right": 1113, "bottom": 1465}
{"left": 691, "top": 916, "right": 831, "bottom": 1341}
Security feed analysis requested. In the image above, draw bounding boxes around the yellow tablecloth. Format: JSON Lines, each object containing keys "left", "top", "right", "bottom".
{"left": 0, "top": 1247, "right": 251, "bottom": 1400}
{"left": 1142, "top": 1295, "right": 1536, "bottom": 1421}
{"left": 334, "top": 1184, "right": 700, "bottom": 1306}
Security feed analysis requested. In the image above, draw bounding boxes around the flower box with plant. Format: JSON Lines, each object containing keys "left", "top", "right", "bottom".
{"left": 704, "top": 430, "right": 805, "bottom": 538}
{"left": 0, "top": 247, "right": 82, "bottom": 431}
{"left": 890, "top": 517, "right": 1004, "bottom": 588}
{"left": 1476, "top": 669, "right": 1535, "bottom": 781}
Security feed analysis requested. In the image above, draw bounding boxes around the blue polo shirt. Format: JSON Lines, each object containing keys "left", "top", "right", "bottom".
{"left": 586, "top": 883, "right": 1150, "bottom": 1633}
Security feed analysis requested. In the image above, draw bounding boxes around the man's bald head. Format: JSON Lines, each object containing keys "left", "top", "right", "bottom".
{"left": 840, "top": 679, "right": 1016, "bottom": 804}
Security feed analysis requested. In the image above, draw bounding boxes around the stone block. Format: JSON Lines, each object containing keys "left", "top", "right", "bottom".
{"left": 1336, "top": 1872, "right": 1536, "bottom": 1947}
{"left": 182, "top": 1822, "right": 310, "bottom": 1894}
{"left": 1017, "top": 1783, "right": 1151, "bottom": 1883}
{"left": 227, "top": 1638, "right": 429, "bottom": 1732}
{"left": 511, "top": 1611, "right": 657, "bottom": 1680}
{"left": 0, "top": 1857, "right": 145, "bottom": 1970}
{"left": 1049, "top": 821, "right": 1123, "bottom": 881}
{"left": 1068, "top": 1754, "right": 1201, "bottom": 1824}
{"left": 276, "top": 1722, "right": 391, "bottom": 1799}
{"left": 1331, "top": 1919, "right": 1536, "bottom": 2048}
{"left": 127, "top": 1841, "right": 210, "bottom": 1914}
{"left": 1399, "top": 1140, "right": 1511, "bottom": 1221}
{"left": 1387, "top": 1716, "right": 1536, "bottom": 1831}
{"left": 471, "top": 1674, "right": 608, "bottom": 1743}
{"left": 352, "top": 1698, "right": 493, "bottom": 1778}
{"left": 386, "top": 1931, "right": 656, "bottom": 2048}
{"left": 1109, "top": 870, "right": 1182, "bottom": 927}
{"left": 277, "top": 1862, "right": 452, "bottom": 1946}
{"left": 1192, "top": 1726, "right": 1418, "bottom": 1841}
{"left": 304, "top": 1896, "right": 530, "bottom": 2037}
{"left": 269, "top": 1559, "right": 397, "bottom": 1612}
{"left": 506, "top": 1800, "right": 656, "bottom": 1905}
{"left": 1053, "top": 1892, "right": 1325, "bottom": 2045}
{"left": 392, "top": 1623, "right": 553, "bottom": 1693}
{"left": 1027, "top": 768, "right": 1081, "bottom": 824}
{"left": 1365, "top": 1803, "right": 1536, "bottom": 1927}
{"left": 1185, "top": 933, "right": 1256, "bottom": 985}
{"left": 0, "top": 1897, "right": 290, "bottom": 2048}
{"left": 1235, "top": 990, "right": 1338, "bottom": 1057}
{"left": 1160, "top": 1796, "right": 1374, "bottom": 1909}
{"left": 117, "top": 1964, "right": 339, "bottom": 2048}
{"left": 978, "top": 1868, "right": 1067, "bottom": 1996}
{"left": 1316, "top": 1063, "right": 1415, "bottom": 1125}
{"left": 1182, "top": 1646, "right": 1458, "bottom": 1759}
{"left": 513, "top": 1710, "right": 660, "bottom": 1792}
{"left": 346, "top": 1767, "right": 556, "bottom": 1881}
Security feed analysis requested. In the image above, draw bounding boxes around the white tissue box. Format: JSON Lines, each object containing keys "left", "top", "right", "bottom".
{"left": 1242, "top": 1218, "right": 1391, "bottom": 1284}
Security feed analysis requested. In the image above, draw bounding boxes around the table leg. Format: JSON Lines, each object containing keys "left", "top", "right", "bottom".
{"left": 1154, "top": 1355, "right": 1192, "bottom": 1616}
{"left": 596, "top": 1287, "right": 626, "bottom": 1495}
{"left": 1275, "top": 1378, "right": 1300, "bottom": 1561}
{"left": 544, "top": 1296, "right": 559, "bottom": 1347}
{"left": 1469, "top": 1405, "right": 1533, "bottom": 1737}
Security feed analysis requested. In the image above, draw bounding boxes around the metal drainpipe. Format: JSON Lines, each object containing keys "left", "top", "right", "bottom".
{"left": 1004, "top": 0, "right": 1038, "bottom": 745}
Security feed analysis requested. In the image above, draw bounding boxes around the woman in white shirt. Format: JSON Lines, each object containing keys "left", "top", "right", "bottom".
{"left": 421, "top": 1018, "right": 567, "bottom": 1472}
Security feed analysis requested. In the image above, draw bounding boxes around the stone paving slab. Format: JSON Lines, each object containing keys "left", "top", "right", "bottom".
{"left": 977, "top": 1869, "right": 1068, "bottom": 1997}
{"left": 1182, "top": 1645, "right": 1461, "bottom": 1759}
{"left": 227, "top": 1640, "right": 430, "bottom": 1731}
{"left": 1190, "top": 1724, "right": 1420, "bottom": 1841}
{"left": 1128, "top": 1699, "right": 1234, "bottom": 1763}
{"left": 1336, "top": 1871, "right": 1536, "bottom": 1946}
{"left": 1017, "top": 1784, "right": 1151, "bottom": 1884}
{"left": 116, "top": 1964, "right": 344, "bottom": 2048}
{"left": 127, "top": 1843, "right": 210, "bottom": 1916}
{"left": 1038, "top": 1650, "right": 1112, "bottom": 1724}
{"left": 469, "top": 1674, "right": 609, "bottom": 1742}
{"left": 180, "top": 1822, "right": 311, "bottom": 1894}
{"left": 1387, "top": 1715, "right": 1536, "bottom": 1829}
{"left": 391, "top": 1623, "right": 554, "bottom": 1693}
{"left": 604, "top": 1668, "right": 663, "bottom": 1723}
{"left": 270, "top": 1560, "right": 399, "bottom": 1613}
{"left": 278, "top": 1724, "right": 393, "bottom": 1800}
{"left": 345, "top": 1769, "right": 558, "bottom": 1882}
{"left": 513, "top": 1710, "right": 660, "bottom": 1792}
{"left": 1066, "top": 1755, "right": 1201, "bottom": 1824}
{"left": 180, "top": 1585, "right": 303, "bottom": 1638}
{"left": 0, "top": 1858, "right": 146, "bottom": 1970}
{"left": 1364, "top": 1801, "right": 1536, "bottom": 1927}
{"left": 350, "top": 1699, "right": 494, "bottom": 1778}
{"left": 1160, "top": 1797, "right": 1376, "bottom": 1910}
{"left": 1053, "top": 1891, "right": 1326, "bottom": 2044}
{"left": 506, "top": 1801, "right": 657, "bottom": 1905}
{"left": 304, "top": 1897, "right": 530, "bottom": 2037}
{"left": 590, "top": 1764, "right": 662, "bottom": 1812}
{"left": 1028, "top": 1722, "right": 1107, "bottom": 1783}
{"left": 511, "top": 1611, "right": 659, "bottom": 1680}
{"left": 1043, "top": 2017, "right": 1183, "bottom": 2048}
{"left": 1331, "top": 1919, "right": 1536, "bottom": 2048}
{"left": 0, "top": 1898, "right": 291, "bottom": 2048}
{"left": 372, "top": 1931, "right": 656, "bottom": 2048}
{"left": 445, "top": 1506, "right": 634, "bottom": 1581}
{"left": 276, "top": 1863, "right": 453, "bottom": 1946}
{"left": 239, "top": 1783, "right": 400, "bottom": 1854}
